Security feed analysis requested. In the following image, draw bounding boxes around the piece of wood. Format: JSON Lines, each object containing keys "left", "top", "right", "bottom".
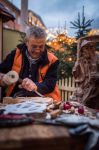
{"left": 50, "top": 109, "right": 62, "bottom": 119}
{"left": 3, "top": 97, "right": 53, "bottom": 105}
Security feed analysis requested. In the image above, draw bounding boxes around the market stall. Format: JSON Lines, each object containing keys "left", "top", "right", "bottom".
{"left": 0, "top": 3, "right": 15, "bottom": 100}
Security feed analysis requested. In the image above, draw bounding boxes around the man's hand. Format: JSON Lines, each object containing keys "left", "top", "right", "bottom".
{"left": 19, "top": 78, "right": 37, "bottom": 91}
{"left": 2, "top": 74, "right": 13, "bottom": 85}
{"left": 0, "top": 73, "right": 11, "bottom": 86}
{"left": 0, "top": 71, "right": 19, "bottom": 86}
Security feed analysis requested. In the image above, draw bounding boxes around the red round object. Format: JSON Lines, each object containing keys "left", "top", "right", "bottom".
{"left": 78, "top": 106, "right": 84, "bottom": 114}
{"left": 63, "top": 103, "right": 71, "bottom": 110}
{"left": 66, "top": 102, "right": 71, "bottom": 105}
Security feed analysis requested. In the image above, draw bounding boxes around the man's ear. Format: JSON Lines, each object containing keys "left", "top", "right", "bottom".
{"left": 24, "top": 35, "right": 27, "bottom": 43}
{"left": 25, "top": 38, "right": 28, "bottom": 46}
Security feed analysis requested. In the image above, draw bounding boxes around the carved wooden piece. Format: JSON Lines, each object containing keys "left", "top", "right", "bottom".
{"left": 73, "top": 35, "right": 99, "bottom": 109}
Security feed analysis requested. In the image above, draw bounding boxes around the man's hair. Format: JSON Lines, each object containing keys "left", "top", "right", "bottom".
{"left": 26, "top": 26, "right": 47, "bottom": 39}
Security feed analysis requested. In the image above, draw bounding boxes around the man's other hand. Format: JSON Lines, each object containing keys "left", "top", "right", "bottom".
{"left": 19, "top": 78, "right": 37, "bottom": 91}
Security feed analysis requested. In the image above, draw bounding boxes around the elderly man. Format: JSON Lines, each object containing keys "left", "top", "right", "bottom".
{"left": 0, "top": 26, "right": 61, "bottom": 101}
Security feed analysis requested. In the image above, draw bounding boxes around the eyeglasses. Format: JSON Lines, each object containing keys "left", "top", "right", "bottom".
{"left": 31, "top": 44, "right": 45, "bottom": 50}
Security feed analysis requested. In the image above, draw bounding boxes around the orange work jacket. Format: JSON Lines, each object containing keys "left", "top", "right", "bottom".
{"left": 6, "top": 48, "right": 61, "bottom": 102}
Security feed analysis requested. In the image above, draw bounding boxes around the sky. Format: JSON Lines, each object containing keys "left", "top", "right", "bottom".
{"left": 11, "top": 0, "right": 99, "bottom": 37}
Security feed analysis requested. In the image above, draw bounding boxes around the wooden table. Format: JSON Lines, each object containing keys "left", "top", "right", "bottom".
{"left": 0, "top": 123, "right": 87, "bottom": 150}
{"left": 0, "top": 97, "right": 88, "bottom": 150}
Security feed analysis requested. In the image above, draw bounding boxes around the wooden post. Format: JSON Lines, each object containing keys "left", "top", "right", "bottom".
{"left": 0, "top": 17, "right": 3, "bottom": 101}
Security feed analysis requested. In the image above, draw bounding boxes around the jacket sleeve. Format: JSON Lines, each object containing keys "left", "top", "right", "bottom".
{"left": 36, "top": 60, "right": 59, "bottom": 94}
{"left": 0, "top": 50, "right": 16, "bottom": 73}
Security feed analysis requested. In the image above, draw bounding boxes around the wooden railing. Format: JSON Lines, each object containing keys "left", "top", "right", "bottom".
{"left": 58, "top": 77, "right": 76, "bottom": 101}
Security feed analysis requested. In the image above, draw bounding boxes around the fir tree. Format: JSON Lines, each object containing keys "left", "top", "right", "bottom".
{"left": 70, "top": 6, "right": 94, "bottom": 39}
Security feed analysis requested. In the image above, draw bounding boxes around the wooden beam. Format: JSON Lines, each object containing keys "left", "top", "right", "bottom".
{"left": 0, "top": 18, "right": 3, "bottom": 63}
{"left": 0, "top": 18, "right": 3, "bottom": 101}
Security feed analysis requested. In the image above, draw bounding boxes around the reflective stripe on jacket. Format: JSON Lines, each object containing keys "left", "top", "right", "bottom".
{"left": 6, "top": 48, "right": 61, "bottom": 101}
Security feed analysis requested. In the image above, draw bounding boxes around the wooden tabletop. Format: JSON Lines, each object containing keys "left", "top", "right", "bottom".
{"left": 0, "top": 97, "right": 87, "bottom": 150}
{"left": 0, "top": 124, "right": 87, "bottom": 150}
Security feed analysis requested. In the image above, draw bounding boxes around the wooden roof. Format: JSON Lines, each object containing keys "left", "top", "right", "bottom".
{"left": 0, "top": 3, "right": 15, "bottom": 22}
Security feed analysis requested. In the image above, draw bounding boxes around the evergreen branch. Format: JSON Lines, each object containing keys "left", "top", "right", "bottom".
{"left": 74, "top": 21, "right": 79, "bottom": 26}
{"left": 82, "top": 16, "right": 85, "bottom": 26}
{"left": 77, "top": 12, "right": 81, "bottom": 26}
{"left": 70, "top": 26, "right": 78, "bottom": 29}
{"left": 70, "top": 21, "right": 79, "bottom": 27}
{"left": 85, "top": 19, "right": 94, "bottom": 26}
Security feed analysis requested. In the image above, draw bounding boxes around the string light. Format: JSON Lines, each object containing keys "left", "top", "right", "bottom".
{"left": 47, "top": 33, "right": 76, "bottom": 50}
{"left": 88, "top": 29, "right": 99, "bottom": 36}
